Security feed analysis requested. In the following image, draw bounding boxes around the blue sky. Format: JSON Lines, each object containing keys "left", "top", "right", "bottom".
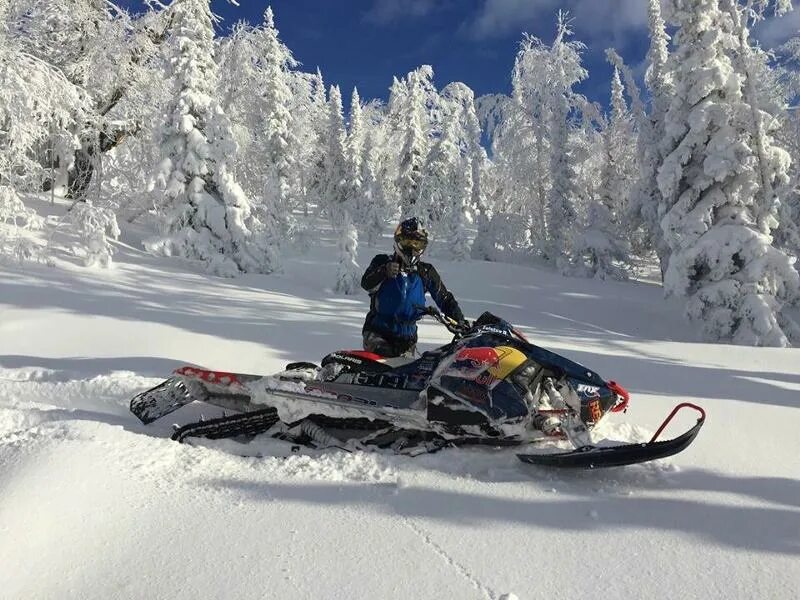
{"left": 119, "top": 0, "right": 800, "bottom": 110}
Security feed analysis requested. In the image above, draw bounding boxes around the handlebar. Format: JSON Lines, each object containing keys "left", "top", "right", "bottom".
{"left": 414, "top": 305, "right": 471, "bottom": 337}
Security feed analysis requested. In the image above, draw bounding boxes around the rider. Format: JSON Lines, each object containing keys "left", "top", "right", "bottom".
{"left": 361, "top": 217, "right": 465, "bottom": 357}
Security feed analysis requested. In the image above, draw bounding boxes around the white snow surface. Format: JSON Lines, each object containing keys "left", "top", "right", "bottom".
{"left": 1, "top": 219, "right": 799, "bottom": 600}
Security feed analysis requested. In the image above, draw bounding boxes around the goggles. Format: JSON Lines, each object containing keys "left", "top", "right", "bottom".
{"left": 397, "top": 236, "right": 427, "bottom": 253}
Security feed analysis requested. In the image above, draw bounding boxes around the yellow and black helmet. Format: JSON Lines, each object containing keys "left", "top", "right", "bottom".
{"left": 394, "top": 217, "right": 428, "bottom": 266}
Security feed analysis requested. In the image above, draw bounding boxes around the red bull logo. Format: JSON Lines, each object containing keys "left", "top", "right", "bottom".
{"left": 454, "top": 347, "right": 502, "bottom": 369}
{"left": 450, "top": 345, "right": 529, "bottom": 385}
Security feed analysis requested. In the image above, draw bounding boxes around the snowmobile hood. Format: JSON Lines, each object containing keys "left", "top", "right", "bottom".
{"left": 470, "top": 314, "right": 605, "bottom": 387}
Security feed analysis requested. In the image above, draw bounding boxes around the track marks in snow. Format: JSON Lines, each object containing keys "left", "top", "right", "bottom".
{"left": 401, "top": 517, "right": 499, "bottom": 600}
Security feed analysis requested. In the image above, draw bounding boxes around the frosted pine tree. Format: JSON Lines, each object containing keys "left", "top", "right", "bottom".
{"left": 397, "top": 67, "right": 432, "bottom": 219}
{"left": 726, "top": 0, "right": 799, "bottom": 340}
{"left": 420, "top": 105, "right": 472, "bottom": 258}
{"left": 604, "top": 68, "right": 637, "bottom": 218}
{"left": 304, "top": 69, "right": 329, "bottom": 213}
{"left": 442, "top": 83, "right": 490, "bottom": 260}
{"left": 658, "top": 0, "right": 799, "bottom": 346}
{"left": 375, "top": 76, "right": 409, "bottom": 215}
{"left": 626, "top": 0, "right": 675, "bottom": 277}
{"left": 334, "top": 212, "right": 360, "bottom": 295}
{"left": 450, "top": 160, "right": 474, "bottom": 261}
{"left": 150, "top": 0, "right": 272, "bottom": 276}
{"left": 360, "top": 132, "right": 386, "bottom": 247}
{"left": 576, "top": 68, "right": 633, "bottom": 279}
{"left": 0, "top": 0, "right": 86, "bottom": 260}
{"left": 324, "top": 85, "right": 360, "bottom": 293}
{"left": 323, "top": 86, "right": 351, "bottom": 222}
{"left": 773, "top": 108, "right": 800, "bottom": 258}
{"left": 545, "top": 15, "right": 587, "bottom": 272}
{"left": 509, "top": 34, "right": 554, "bottom": 255}
{"left": 420, "top": 108, "right": 459, "bottom": 231}
{"left": 256, "top": 6, "right": 298, "bottom": 240}
{"left": 347, "top": 87, "right": 365, "bottom": 217}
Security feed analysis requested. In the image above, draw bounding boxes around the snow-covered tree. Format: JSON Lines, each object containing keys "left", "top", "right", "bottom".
{"left": 149, "top": 0, "right": 274, "bottom": 277}
{"left": 503, "top": 40, "right": 552, "bottom": 252}
{"left": 0, "top": 0, "right": 86, "bottom": 260}
{"left": 8, "top": 0, "right": 164, "bottom": 201}
{"left": 347, "top": 88, "right": 365, "bottom": 211}
{"left": 574, "top": 201, "right": 630, "bottom": 280}
{"left": 644, "top": 0, "right": 675, "bottom": 270}
{"left": 323, "top": 85, "right": 352, "bottom": 222}
{"left": 322, "top": 85, "right": 360, "bottom": 292}
{"left": 507, "top": 15, "right": 589, "bottom": 269}
{"left": 543, "top": 15, "right": 587, "bottom": 271}
{"left": 66, "top": 202, "right": 121, "bottom": 268}
{"left": 441, "top": 83, "right": 490, "bottom": 259}
{"left": 303, "top": 69, "right": 329, "bottom": 213}
{"left": 334, "top": 212, "right": 360, "bottom": 295}
{"left": 397, "top": 66, "right": 433, "bottom": 219}
{"left": 255, "top": 7, "right": 298, "bottom": 236}
{"left": 0, "top": 3, "right": 87, "bottom": 193}
{"left": 360, "top": 132, "right": 386, "bottom": 246}
{"left": 419, "top": 105, "right": 472, "bottom": 257}
{"left": 658, "top": 0, "right": 799, "bottom": 346}
{"left": 576, "top": 67, "right": 634, "bottom": 279}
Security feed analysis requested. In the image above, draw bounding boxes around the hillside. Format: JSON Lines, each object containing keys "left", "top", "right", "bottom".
{"left": 1, "top": 215, "right": 798, "bottom": 600}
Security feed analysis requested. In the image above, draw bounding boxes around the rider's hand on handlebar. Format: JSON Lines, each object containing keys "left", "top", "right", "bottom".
{"left": 386, "top": 261, "right": 400, "bottom": 279}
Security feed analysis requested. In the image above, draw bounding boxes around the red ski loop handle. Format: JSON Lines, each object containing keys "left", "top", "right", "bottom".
{"left": 607, "top": 380, "right": 630, "bottom": 413}
{"left": 649, "top": 403, "right": 706, "bottom": 444}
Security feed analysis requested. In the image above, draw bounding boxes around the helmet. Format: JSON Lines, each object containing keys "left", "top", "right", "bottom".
{"left": 394, "top": 217, "right": 428, "bottom": 266}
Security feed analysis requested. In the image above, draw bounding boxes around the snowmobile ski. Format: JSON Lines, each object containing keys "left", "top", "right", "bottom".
{"left": 517, "top": 403, "right": 705, "bottom": 469}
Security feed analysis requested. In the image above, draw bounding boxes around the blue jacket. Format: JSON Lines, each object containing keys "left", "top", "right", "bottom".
{"left": 361, "top": 254, "right": 464, "bottom": 341}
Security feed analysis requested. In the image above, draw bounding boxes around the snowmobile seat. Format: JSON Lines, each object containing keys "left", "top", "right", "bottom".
{"left": 344, "top": 350, "right": 417, "bottom": 368}
{"left": 321, "top": 351, "right": 416, "bottom": 372}
{"left": 379, "top": 356, "right": 417, "bottom": 368}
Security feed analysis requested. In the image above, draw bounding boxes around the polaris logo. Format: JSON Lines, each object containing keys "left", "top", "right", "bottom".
{"left": 330, "top": 353, "right": 362, "bottom": 364}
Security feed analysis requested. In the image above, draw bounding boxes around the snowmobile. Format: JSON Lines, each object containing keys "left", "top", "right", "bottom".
{"left": 130, "top": 308, "right": 705, "bottom": 469}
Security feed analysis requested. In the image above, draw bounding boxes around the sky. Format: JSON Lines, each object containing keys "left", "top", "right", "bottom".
{"left": 119, "top": 0, "right": 800, "bottom": 111}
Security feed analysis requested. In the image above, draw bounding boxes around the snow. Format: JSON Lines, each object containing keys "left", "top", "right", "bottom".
{"left": 1, "top": 214, "right": 799, "bottom": 600}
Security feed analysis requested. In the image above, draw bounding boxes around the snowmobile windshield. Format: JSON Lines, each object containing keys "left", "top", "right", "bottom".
{"left": 472, "top": 312, "right": 526, "bottom": 343}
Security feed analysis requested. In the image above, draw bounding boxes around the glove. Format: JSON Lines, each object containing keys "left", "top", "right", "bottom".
{"left": 386, "top": 261, "right": 400, "bottom": 279}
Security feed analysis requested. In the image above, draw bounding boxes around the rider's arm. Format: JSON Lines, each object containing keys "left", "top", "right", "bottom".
{"left": 420, "top": 263, "right": 464, "bottom": 322}
{"left": 361, "top": 254, "right": 392, "bottom": 293}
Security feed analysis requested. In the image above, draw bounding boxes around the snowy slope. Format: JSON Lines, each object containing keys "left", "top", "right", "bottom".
{"left": 1, "top": 217, "right": 799, "bottom": 600}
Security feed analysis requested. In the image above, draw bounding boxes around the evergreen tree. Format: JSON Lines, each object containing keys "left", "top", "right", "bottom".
{"left": 149, "top": 0, "right": 274, "bottom": 276}
{"left": 442, "top": 82, "right": 490, "bottom": 259}
{"left": 658, "top": 0, "right": 798, "bottom": 346}
{"left": 334, "top": 211, "right": 360, "bottom": 295}
{"left": 323, "top": 86, "right": 350, "bottom": 222}
{"left": 397, "top": 67, "right": 432, "bottom": 219}
{"left": 509, "top": 33, "right": 554, "bottom": 254}
{"left": 624, "top": 0, "right": 674, "bottom": 278}
{"left": 360, "top": 132, "right": 386, "bottom": 246}
{"left": 305, "top": 69, "right": 329, "bottom": 213}
{"left": 545, "top": 15, "right": 587, "bottom": 272}
{"left": 324, "top": 85, "right": 360, "bottom": 293}
{"left": 420, "top": 105, "right": 471, "bottom": 255}
{"left": 346, "top": 87, "right": 365, "bottom": 218}
{"left": 256, "top": 6, "right": 298, "bottom": 236}
{"left": 576, "top": 67, "right": 633, "bottom": 279}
